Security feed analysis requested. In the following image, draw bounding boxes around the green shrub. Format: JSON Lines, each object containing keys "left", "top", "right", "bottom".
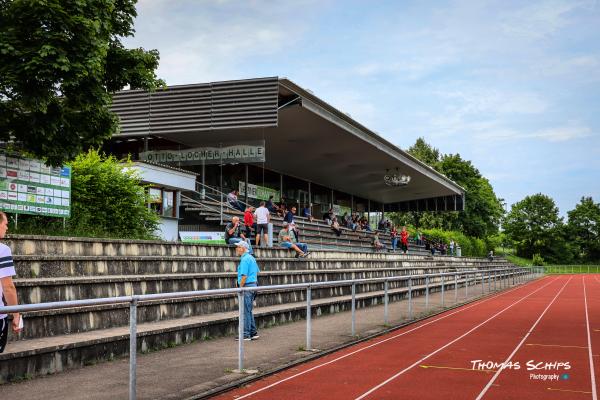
{"left": 532, "top": 253, "right": 545, "bottom": 266}
{"left": 69, "top": 149, "right": 159, "bottom": 239}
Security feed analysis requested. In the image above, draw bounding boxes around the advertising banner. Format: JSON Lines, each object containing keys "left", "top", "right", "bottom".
{"left": 179, "top": 231, "right": 225, "bottom": 244}
{"left": 238, "top": 181, "right": 280, "bottom": 202}
{"left": 0, "top": 152, "right": 71, "bottom": 217}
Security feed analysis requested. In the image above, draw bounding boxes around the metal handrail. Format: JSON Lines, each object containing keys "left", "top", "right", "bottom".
{"left": 0, "top": 266, "right": 543, "bottom": 399}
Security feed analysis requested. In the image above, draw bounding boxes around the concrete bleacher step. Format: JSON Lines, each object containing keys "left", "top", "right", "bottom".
{"left": 11, "top": 251, "right": 512, "bottom": 281}
{"left": 0, "top": 277, "right": 482, "bottom": 383}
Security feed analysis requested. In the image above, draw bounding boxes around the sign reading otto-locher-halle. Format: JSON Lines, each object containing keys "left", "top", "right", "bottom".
{"left": 140, "top": 142, "right": 266, "bottom": 165}
{"left": 0, "top": 151, "right": 71, "bottom": 217}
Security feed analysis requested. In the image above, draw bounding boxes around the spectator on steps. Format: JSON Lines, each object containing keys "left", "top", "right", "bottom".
{"left": 278, "top": 222, "right": 308, "bottom": 258}
{"left": 372, "top": 232, "right": 385, "bottom": 251}
{"left": 243, "top": 206, "right": 255, "bottom": 239}
{"left": 488, "top": 250, "right": 494, "bottom": 262}
{"left": 225, "top": 216, "right": 253, "bottom": 254}
{"left": 323, "top": 208, "right": 334, "bottom": 226}
{"left": 449, "top": 240, "right": 455, "bottom": 256}
{"left": 302, "top": 203, "right": 314, "bottom": 222}
{"left": 331, "top": 216, "right": 342, "bottom": 237}
{"left": 284, "top": 206, "right": 295, "bottom": 224}
{"left": 400, "top": 226, "right": 409, "bottom": 254}
{"left": 266, "top": 195, "right": 278, "bottom": 214}
{"left": 390, "top": 226, "right": 399, "bottom": 251}
{"left": 234, "top": 241, "right": 260, "bottom": 341}
{"left": 0, "top": 211, "right": 22, "bottom": 354}
{"left": 227, "top": 190, "right": 245, "bottom": 212}
{"left": 254, "top": 201, "right": 270, "bottom": 247}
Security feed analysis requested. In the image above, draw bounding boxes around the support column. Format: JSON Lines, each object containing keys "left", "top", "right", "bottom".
{"left": 330, "top": 189, "right": 334, "bottom": 208}
{"left": 351, "top": 195, "right": 354, "bottom": 213}
{"left": 244, "top": 164, "right": 249, "bottom": 206}
{"left": 280, "top": 174, "right": 283, "bottom": 201}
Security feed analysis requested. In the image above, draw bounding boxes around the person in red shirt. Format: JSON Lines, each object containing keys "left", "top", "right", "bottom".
{"left": 243, "top": 206, "right": 255, "bottom": 239}
{"left": 400, "top": 226, "right": 409, "bottom": 254}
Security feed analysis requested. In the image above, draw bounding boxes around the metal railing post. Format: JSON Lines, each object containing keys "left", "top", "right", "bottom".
{"left": 408, "top": 277, "right": 412, "bottom": 319}
{"left": 454, "top": 273, "right": 458, "bottom": 303}
{"left": 425, "top": 276, "right": 429, "bottom": 312}
{"left": 306, "top": 286, "right": 312, "bottom": 350}
{"left": 351, "top": 283, "right": 356, "bottom": 336}
{"left": 238, "top": 291, "right": 245, "bottom": 371}
{"left": 384, "top": 280, "right": 389, "bottom": 325}
{"left": 465, "top": 273, "right": 468, "bottom": 298}
{"left": 488, "top": 270, "right": 491, "bottom": 292}
{"left": 494, "top": 270, "right": 497, "bottom": 291}
{"left": 129, "top": 297, "right": 138, "bottom": 400}
{"left": 441, "top": 274, "right": 445, "bottom": 308}
{"left": 220, "top": 192, "right": 224, "bottom": 225}
{"left": 481, "top": 271, "right": 484, "bottom": 295}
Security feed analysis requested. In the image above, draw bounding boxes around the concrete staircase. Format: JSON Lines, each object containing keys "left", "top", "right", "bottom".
{"left": 0, "top": 235, "right": 515, "bottom": 383}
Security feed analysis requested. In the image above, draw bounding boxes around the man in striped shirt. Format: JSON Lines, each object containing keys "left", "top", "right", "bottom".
{"left": 0, "top": 211, "right": 21, "bottom": 353}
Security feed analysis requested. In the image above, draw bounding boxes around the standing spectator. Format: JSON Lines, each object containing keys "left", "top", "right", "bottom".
{"left": 278, "top": 223, "right": 308, "bottom": 258}
{"left": 390, "top": 226, "right": 399, "bottom": 251}
{"left": 0, "top": 211, "right": 22, "bottom": 353}
{"left": 243, "top": 206, "right": 255, "bottom": 239}
{"left": 227, "top": 189, "right": 245, "bottom": 212}
{"left": 254, "top": 201, "right": 270, "bottom": 247}
{"left": 449, "top": 240, "right": 455, "bottom": 256}
{"left": 400, "top": 226, "right": 409, "bottom": 254}
{"left": 225, "top": 216, "right": 253, "bottom": 254}
{"left": 234, "top": 241, "right": 260, "bottom": 341}
{"left": 487, "top": 250, "right": 494, "bottom": 262}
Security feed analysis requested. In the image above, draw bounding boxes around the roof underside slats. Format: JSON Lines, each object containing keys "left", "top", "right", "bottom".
{"left": 111, "top": 77, "right": 279, "bottom": 136}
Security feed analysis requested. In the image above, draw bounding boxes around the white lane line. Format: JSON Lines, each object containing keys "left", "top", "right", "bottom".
{"left": 583, "top": 276, "right": 598, "bottom": 400}
{"left": 474, "top": 276, "right": 573, "bottom": 400}
{"left": 354, "top": 277, "right": 562, "bottom": 400}
{"left": 232, "top": 276, "right": 553, "bottom": 400}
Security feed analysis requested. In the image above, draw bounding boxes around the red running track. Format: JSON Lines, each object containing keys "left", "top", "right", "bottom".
{"left": 213, "top": 275, "right": 599, "bottom": 400}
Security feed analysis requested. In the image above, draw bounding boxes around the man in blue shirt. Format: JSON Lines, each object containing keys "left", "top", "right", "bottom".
{"left": 235, "top": 241, "right": 260, "bottom": 340}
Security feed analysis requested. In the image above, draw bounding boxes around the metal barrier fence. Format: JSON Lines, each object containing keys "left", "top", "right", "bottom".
{"left": 0, "top": 266, "right": 543, "bottom": 399}
{"left": 542, "top": 265, "right": 600, "bottom": 274}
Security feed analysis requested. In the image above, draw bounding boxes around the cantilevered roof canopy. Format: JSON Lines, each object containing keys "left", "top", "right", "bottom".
{"left": 111, "top": 77, "right": 464, "bottom": 211}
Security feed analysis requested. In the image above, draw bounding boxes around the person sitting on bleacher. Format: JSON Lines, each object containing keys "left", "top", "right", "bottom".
{"left": 278, "top": 222, "right": 308, "bottom": 258}
{"left": 302, "top": 203, "right": 314, "bottom": 222}
{"left": 372, "top": 232, "right": 385, "bottom": 251}
{"left": 285, "top": 206, "right": 301, "bottom": 241}
{"left": 323, "top": 208, "right": 334, "bottom": 226}
{"left": 227, "top": 190, "right": 245, "bottom": 212}
{"left": 266, "top": 195, "right": 278, "bottom": 214}
{"left": 331, "top": 216, "right": 342, "bottom": 237}
{"left": 225, "top": 216, "right": 254, "bottom": 254}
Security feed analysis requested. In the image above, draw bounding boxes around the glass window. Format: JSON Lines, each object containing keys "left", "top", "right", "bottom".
{"left": 162, "top": 190, "right": 175, "bottom": 217}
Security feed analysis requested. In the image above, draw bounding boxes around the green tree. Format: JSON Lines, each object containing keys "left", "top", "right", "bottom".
{"left": 0, "top": 0, "right": 164, "bottom": 166}
{"left": 503, "top": 194, "right": 565, "bottom": 261}
{"left": 567, "top": 197, "right": 600, "bottom": 261}
{"left": 407, "top": 137, "right": 440, "bottom": 167}
{"left": 402, "top": 138, "right": 504, "bottom": 237}
{"left": 437, "top": 154, "right": 504, "bottom": 238}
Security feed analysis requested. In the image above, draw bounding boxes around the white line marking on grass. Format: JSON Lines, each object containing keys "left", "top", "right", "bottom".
{"left": 233, "top": 276, "right": 553, "bottom": 399}
{"left": 474, "top": 276, "right": 573, "bottom": 400}
{"left": 354, "top": 277, "right": 563, "bottom": 400}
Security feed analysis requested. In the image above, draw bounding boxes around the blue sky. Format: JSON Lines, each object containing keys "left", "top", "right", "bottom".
{"left": 127, "top": 0, "right": 600, "bottom": 216}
